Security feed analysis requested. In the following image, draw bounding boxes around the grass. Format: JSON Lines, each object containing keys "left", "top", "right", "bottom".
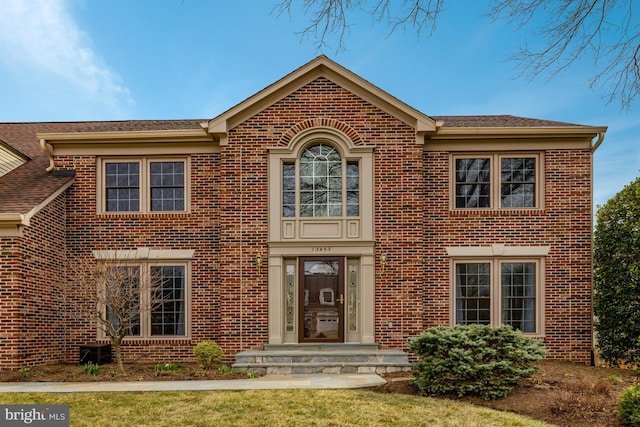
{"left": 0, "top": 389, "right": 552, "bottom": 427}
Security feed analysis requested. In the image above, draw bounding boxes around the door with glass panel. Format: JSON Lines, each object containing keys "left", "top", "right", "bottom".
{"left": 299, "top": 257, "right": 344, "bottom": 343}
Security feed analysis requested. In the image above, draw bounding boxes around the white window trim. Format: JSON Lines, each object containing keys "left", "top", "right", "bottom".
{"left": 447, "top": 246, "right": 546, "bottom": 337}
{"left": 97, "top": 157, "right": 191, "bottom": 214}
{"left": 450, "top": 152, "right": 544, "bottom": 210}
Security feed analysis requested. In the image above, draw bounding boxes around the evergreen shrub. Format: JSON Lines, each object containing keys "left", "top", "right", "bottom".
{"left": 618, "top": 384, "right": 640, "bottom": 426}
{"left": 594, "top": 176, "right": 640, "bottom": 366}
{"left": 409, "top": 324, "right": 546, "bottom": 400}
{"left": 193, "top": 341, "right": 223, "bottom": 369}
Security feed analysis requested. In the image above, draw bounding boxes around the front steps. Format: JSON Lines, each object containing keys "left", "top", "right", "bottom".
{"left": 232, "top": 343, "right": 411, "bottom": 375}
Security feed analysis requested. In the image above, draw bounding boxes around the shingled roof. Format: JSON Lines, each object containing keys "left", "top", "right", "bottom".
{"left": 0, "top": 120, "right": 204, "bottom": 215}
{"left": 0, "top": 115, "right": 595, "bottom": 216}
{"left": 432, "top": 115, "right": 583, "bottom": 128}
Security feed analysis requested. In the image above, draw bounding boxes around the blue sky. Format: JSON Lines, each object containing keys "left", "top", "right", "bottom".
{"left": 0, "top": 0, "right": 637, "bottom": 208}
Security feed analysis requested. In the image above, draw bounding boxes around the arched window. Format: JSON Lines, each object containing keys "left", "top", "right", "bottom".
{"left": 283, "top": 143, "right": 359, "bottom": 218}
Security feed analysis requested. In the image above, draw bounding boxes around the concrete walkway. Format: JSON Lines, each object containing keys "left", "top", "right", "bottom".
{"left": 0, "top": 374, "right": 387, "bottom": 393}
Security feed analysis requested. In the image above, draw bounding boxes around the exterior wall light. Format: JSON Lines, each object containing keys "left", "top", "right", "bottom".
{"left": 256, "top": 253, "right": 263, "bottom": 273}
{"left": 380, "top": 253, "right": 387, "bottom": 273}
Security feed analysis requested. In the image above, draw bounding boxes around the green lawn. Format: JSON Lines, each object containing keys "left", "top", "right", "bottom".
{"left": 0, "top": 389, "right": 553, "bottom": 426}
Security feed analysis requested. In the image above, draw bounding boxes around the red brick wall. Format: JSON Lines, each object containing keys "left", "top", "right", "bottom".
{"left": 0, "top": 192, "right": 68, "bottom": 368}
{"left": 57, "top": 153, "right": 222, "bottom": 364}
{"left": 223, "top": 77, "right": 427, "bottom": 355}
{"left": 423, "top": 149, "right": 593, "bottom": 363}
{"left": 9, "top": 76, "right": 593, "bottom": 366}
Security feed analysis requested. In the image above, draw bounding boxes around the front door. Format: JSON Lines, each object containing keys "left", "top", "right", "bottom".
{"left": 299, "top": 257, "right": 344, "bottom": 342}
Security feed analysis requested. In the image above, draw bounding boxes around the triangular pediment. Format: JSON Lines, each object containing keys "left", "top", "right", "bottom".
{"left": 0, "top": 139, "right": 28, "bottom": 178}
{"left": 207, "top": 56, "right": 438, "bottom": 140}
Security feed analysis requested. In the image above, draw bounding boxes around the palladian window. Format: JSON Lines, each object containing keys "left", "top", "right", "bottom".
{"left": 282, "top": 143, "right": 359, "bottom": 218}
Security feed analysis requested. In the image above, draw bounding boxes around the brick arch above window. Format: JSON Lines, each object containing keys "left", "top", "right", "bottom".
{"left": 268, "top": 124, "right": 374, "bottom": 243}
{"left": 278, "top": 118, "right": 363, "bottom": 148}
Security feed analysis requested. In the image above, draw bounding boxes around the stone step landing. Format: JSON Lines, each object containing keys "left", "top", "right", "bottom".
{"left": 232, "top": 343, "right": 411, "bottom": 375}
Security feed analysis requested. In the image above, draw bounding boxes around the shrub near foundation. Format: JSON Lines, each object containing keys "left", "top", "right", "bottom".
{"left": 618, "top": 384, "right": 640, "bottom": 426}
{"left": 193, "top": 341, "right": 223, "bottom": 370}
{"left": 409, "top": 325, "right": 546, "bottom": 400}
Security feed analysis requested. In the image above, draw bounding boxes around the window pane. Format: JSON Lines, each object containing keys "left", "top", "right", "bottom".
{"left": 150, "top": 161, "right": 185, "bottom": 211}
{"left": 346, "top": 161, "right": 359, "bottom": 216}
{"left": 105, "top": 266, "right": 140, "bottom": 336}
{"left": 283, "top": 162, "right": 296, "bottom": 217}
{"left": 283, "top": 161, "right": 295, "bottom": 218}
{"left": 151, "top": 266, "right": 186, "bottom": 336}
{"left": 298, "top": 144, "right": 342, "bottom": 217}
{"left": 455, "top": 263, "right": 491, "bottom": 325}
{"left": 455, "top": 158, "right": 490, "bottom": 208}
{"left": 501, "top": 157, "right": 536, "bottom": 208}
{"left": 501, "top": 262, "right": 536, "bottom": 333}
{"left": 105, "top": 162, "right": 140, "bottom": 212}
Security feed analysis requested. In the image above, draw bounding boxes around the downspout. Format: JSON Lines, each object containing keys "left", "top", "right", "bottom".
{"left": 40, "top": 139, "right": 55, "bottom": 172}
{"left": 591, "top": 131, "right": 605, "bottom": 153}
{"left": 240, "top": 145, "right": 244, "bottom": 350}
{"left": 590, "top": 131, "right": 605, "bottom": 365}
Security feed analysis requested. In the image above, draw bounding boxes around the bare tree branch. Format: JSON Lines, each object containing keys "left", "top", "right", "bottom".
{"left": 488, "top": 0, "right": 639, "bottom": 109}
{"left": 372, "top": 0, "right": 445, "bottom": 37}
{"left": 276, "top": 0, "right": 640, "bottom": 109}
{"left": 67, "top": 254, "right": 165, "bottom": 371}
{"left": 274, "top": 0, "right": 443, "bottom": 52}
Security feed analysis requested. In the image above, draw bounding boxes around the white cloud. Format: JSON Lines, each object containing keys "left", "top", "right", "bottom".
{"left": 0, "top": 0, "right": 132, "bottom": 116}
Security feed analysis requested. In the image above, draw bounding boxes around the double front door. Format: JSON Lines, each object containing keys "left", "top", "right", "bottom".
{"left": 299, "top": 257, "right": 344, "bottom": 342}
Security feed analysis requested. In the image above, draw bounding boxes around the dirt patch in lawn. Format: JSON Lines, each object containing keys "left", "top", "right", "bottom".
{"left": 375, "top": 360, "right": 639, "bottom": 427}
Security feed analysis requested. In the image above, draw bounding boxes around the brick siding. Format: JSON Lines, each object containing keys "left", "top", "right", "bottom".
{"left": 0, "top": 193, "right": 67, "bottom": 368}
{"left": 1, "top": 77, "right": 594, "bottom": 367}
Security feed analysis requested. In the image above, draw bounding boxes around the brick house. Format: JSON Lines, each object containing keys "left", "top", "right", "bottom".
{"left": 0, "top": 56, "right": 606, "bottom": 370}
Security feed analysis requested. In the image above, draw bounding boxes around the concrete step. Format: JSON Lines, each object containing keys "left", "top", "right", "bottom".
{"left": 232, "top": 344, "right": 411, "bottom": 375}
{"left": 263, "top": 343, "right": 381, "bottom": 351}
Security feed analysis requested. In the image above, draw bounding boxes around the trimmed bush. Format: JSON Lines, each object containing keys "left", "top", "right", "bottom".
{"left": 193, "top": 341, "right": 223, "bottom": 369}
{"left": 409, "top": 325, "right": 546, "bottom": 400}
{"left": 619, "top": 384, "right": 640, "bottom": 426}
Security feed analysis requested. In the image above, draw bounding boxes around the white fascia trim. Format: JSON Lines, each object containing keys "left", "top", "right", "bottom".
{"left": 23, "top": 179, "right": 75, "bottom": 225}
{"left": 93, "top": 248, "right": 195, "bottom": 260}
{"left": 0, "top": 215, "right": 25, "bottom": 237}
{"left": 446, "top": 244, "right": 551, "bottom": 257}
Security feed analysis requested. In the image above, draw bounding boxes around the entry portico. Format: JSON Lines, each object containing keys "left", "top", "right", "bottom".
{"left": 266, "top": 126, "right": 377, "bottom": 346}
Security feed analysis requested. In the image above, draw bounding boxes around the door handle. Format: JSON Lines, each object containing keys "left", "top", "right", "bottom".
{"left": 338, "top": 294, "right": 344, "bottom": 304}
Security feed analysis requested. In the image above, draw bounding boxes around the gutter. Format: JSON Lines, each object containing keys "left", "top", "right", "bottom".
{"left": 40, "top": 139, "right": 55, "bottom": 172}
{"left": 0, "top": 213, "right": 28, "bottom": 237}
{"left": 591, "top": 131, "right": 606, "bottom": 153}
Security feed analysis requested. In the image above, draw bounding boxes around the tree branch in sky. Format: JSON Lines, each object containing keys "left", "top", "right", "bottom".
{"left": 276, "top": 0, "right": 640, "bottom": 110}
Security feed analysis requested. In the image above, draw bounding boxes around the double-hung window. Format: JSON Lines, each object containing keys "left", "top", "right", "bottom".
{"left": 101, "top": 158, "right": 188, "bottom": 213}
{"left": 103, "top": 262, "right": 189, "bottom": 339}
{"left": 454, "top": 154, "right": 540, "bottom": 209}
{"left": 453, "top": 259, "right": 541, "bottom": 334}
{"left": 150, "top": 265, "right": 186, "bottom": 336}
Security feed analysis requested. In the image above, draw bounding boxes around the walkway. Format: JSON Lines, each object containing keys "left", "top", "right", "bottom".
{"left": 0, "top": 373, "right": 387, "bottom": 393}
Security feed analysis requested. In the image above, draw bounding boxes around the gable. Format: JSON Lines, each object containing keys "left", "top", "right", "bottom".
{"left": 207, "top": 56, "right": 439, "bottom": 145}
{"left": 0, "top": 140, "right": 27, "bottom": 177}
